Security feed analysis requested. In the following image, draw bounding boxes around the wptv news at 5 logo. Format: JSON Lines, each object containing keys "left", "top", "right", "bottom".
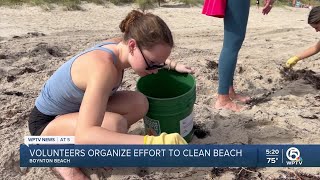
{"left": 286, "top": 147, "right": 303, "bottom": 165}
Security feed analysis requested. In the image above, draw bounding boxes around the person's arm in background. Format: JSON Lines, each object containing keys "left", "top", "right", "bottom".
{"left": 262, "top": 0, "right": 276, "bottom": 15}
{"left": 286, "top": 41, "right": 320, "bottom": 68}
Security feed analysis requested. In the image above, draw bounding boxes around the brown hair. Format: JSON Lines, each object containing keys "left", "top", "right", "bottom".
{"left": 119, "top": 10, "right": 174, "bottom": 50}
{"left": 308, "top": 6, "right": 320, "bottom": 24}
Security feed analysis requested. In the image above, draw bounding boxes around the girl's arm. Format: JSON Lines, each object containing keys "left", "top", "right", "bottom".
{"left": 73, "top": 57, "right": 186, "bottom": 145}
{"left": 74, "top": 56, "right": 188, "bottom": 145}
{"left": 74, "top": 58, "right": 144, "bottom": 144}
{"left": 286, "top": 41, "right": 320, "bottom": 68}
{"left": 296, "top": 40, "right": 320, "bottom": 60}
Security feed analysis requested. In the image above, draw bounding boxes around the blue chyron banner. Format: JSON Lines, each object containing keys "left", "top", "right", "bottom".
{"left": 20, "top": 145, "right": 320, "bottom": 167}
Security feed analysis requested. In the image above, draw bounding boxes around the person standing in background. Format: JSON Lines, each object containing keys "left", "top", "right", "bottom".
{"left": 213, "top": 0, "right": 275, "bottom": 111}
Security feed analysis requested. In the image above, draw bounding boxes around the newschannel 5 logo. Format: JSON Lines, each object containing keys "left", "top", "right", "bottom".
{"left": 286, "top": 147, "right": 303, "bottom": 165}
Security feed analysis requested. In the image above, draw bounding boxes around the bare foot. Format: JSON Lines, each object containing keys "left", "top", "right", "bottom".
{"left": 52, "top": 167, "right": 89, "bottom": 180}
{"left": 229, "top": 87, "right": 251, "bottom": 103}
{"left": 229, "top": 93, "right": 251, "bottom": 103}
{"left": 215, "top": 95, "right": 246, "bottom": 112}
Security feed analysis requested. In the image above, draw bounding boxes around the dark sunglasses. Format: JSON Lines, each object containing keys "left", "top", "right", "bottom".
{"left": 137, "top": 45, "right": 165, "bottom": 70}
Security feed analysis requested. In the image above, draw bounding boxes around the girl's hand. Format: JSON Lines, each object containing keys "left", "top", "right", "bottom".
{"left": 174, "top": 63, "right": 195, "bottom": 74}
{"left": 285, "top": 56, "right": 300, "bottom": 68}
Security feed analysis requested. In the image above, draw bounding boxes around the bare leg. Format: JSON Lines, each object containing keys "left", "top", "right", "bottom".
{"left": 228, "top": 86, "right": 251, "bottom": 103}
{"left": 40, "top": 91, "right": 148, "bottom": 180}
{"left": 106, "top": 91, "right": 149, "bottom": 128}
{"left": 52, "top": 167, "right": 89, "bottom": 180}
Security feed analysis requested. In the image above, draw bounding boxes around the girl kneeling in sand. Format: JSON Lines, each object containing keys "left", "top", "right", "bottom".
{"left": 28, "top": 10, "right": 194, "bottom": 180}
{"left": 286, "top": 6, "right": 320, "bottom": 68}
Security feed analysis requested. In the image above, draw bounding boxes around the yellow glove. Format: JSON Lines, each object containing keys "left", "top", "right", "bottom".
{"left": 144, "top": 133, "right": 187, "bottom": 145}
{"left": 286, "top": 56, "right": 300, "bottom": 68}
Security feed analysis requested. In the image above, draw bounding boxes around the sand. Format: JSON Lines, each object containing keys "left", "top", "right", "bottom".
{"left": 0, "top": 3, "right": 320, "bottom": 180}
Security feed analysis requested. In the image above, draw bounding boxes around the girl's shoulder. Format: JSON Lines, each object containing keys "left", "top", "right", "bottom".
{"left": 75, "top": 47, "right": 117, "bottom": 76}
{"left": 104, "top": 37, "right": 123, "bottom": 44}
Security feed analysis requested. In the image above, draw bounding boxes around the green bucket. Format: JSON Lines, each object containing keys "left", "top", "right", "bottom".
{"left": 137, "top": 69, "right": 196, "bottom": 142}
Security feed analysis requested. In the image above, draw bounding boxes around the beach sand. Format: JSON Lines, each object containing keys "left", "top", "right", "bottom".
{"left": 0, "top": 3, "right": 320, "bottom": 179}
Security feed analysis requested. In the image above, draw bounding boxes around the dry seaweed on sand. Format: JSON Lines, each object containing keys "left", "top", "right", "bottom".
{"left": 277, "top": 170, "right": 320, "bottom": 180}
{"left": 246, "top": 91, "right": 272, "bottom": 107}
{"left": 280, "top": 67, "right": 320, "bottom": 90}
{"left": 206, "top": 60, "right": 218, "bottom": 70}
{"left": 210, "top": 167, "right": 262, "bottom": 180}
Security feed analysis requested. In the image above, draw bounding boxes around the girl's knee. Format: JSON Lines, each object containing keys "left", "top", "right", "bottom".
{"left": 134, "top": 92, "right": 149, "bottom": 117}
{"left": 102, "top": 113, "right": 128, "bottom": 133}
{"left": 116, "top": 117, "right": 128, "bottom": 133}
